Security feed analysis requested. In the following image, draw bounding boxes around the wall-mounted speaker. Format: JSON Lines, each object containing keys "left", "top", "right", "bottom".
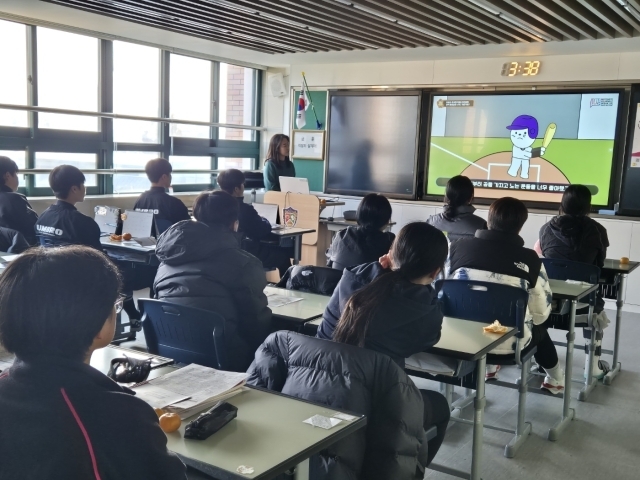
{"left": 268, "top": 73, "right": 287, "bottom": 97}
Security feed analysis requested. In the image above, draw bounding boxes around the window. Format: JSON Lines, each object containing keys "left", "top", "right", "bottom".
{"left": 169, "top": 156, "right": 210, "bottom": 185}
{"left": 37, "top": 28, "right": 99, "bottom": 131}
{"left": 113, "top": 42, "right": 160, "bottom": 143}
{"left": 169, "top": 54, "right": 211, "bottom": 139}
{"left": 219, "top": 63, "right": 257, "bottom": 141}
{"left": 113, "top": 151, "right": 160, "bottom": 193}
{"left": 218, "top": 157, "right": 254, "bottom": 170}
{"left": 0, "top": 20, "right": 28, "bottom": 128}
{"left": 35, "top": 152, "right": 97, "bottom": 188}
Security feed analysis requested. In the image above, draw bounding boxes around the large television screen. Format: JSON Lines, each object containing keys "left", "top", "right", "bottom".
{"left": 326, "top": 92, "right": 421, "bottom": 198}
{"left": 426, "top": 91, "right": 622, "bottom": 206}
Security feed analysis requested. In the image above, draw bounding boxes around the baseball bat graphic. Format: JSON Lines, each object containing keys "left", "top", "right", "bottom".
{"left": 542, "top": 123, "right": 557, "bottom": 148}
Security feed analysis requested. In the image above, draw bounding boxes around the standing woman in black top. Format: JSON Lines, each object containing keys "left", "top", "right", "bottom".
{"left": 263, "top": 134, "right": 295, "bottom": 192}
{"left": 427, "top": 175, "right": 487, "bottom": 242}
{"left": 326, "top": 193, "right": 395, "bottom": 270}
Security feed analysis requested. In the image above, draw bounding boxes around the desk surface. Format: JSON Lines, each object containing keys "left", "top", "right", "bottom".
{"left": 270, "top": 227, "right": 316, "bottom": 237}
{"left": 601, "top": 258, "right": 640, "bottom": 274}
{"left": 100, "top": 237, "right": 156, "bottom": 252}
{"left": 429, "top": 317, "right": 517, "bottom": 362}
{"left": 319, "top": 217, "right": 397, "bottom": 227}
{"left": 265, "top": 286, "right": 329, "bottom": 324}
{"left": 165, "top": 386, "right": 366, "bottom": 480}
{"left": 549, "top": 279, "right": 600, "bottom": 301}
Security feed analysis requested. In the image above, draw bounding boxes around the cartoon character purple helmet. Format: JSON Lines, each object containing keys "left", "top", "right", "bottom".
{"left": 506, "top": 115, "right": 538, "bottom": 139}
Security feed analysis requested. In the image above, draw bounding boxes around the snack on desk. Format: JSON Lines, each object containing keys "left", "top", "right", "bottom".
{"left": 483, "top": 320, "right": 508, "bottom": 334}
{"left": 122, "top": 233, "right": 132, "bottom": 241}
{"left": 620, "top": 257, "right": 630, "bottom": 265}
{"left": 109, "top": 234, "right": 123, "bottom": 241}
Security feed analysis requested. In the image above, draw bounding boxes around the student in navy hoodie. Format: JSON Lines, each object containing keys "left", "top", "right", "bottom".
{"left": 0, "top": 246, "right": 186, "bottom": 480}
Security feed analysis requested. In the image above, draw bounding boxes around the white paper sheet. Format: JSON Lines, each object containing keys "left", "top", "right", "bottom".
{"left": 132, "top": 384, "right": 190, "bottom": 409}
{"left": 266, "top": 294, "right": 304, "bottom": 308}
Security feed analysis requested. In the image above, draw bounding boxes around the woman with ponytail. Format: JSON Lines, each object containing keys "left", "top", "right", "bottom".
{"left": 318, "top": 221, "right": 451, "bottom": 466}
{"left": 427, "top": 175, "right": 487, "bottom": 242}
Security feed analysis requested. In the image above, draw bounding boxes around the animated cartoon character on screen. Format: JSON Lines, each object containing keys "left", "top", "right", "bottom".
{"left": 506, "top": 115, "right": 557, "bottom": 179}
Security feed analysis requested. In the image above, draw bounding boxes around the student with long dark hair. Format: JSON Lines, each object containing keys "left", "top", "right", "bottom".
{"left": 427, "top": 175, "right": 487, "bottom": 242}
{"left": 320, "top": 222, "right": 450, "bottom": 465}
{"left": 538, "top": 185, "right": 610, "bottom": 378}
{"left": 263, "top": 134, "right": 295, "bottom": 192}
{"left": 326, "top": 193, "right": 395, "bottom": 270}
{"left": 0, "top": 246, "right": 186, "bottom": 479}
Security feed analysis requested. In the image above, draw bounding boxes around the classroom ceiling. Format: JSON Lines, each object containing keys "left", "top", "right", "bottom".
{"left": 41, "top": 0, "right": 640, "bottom": 55}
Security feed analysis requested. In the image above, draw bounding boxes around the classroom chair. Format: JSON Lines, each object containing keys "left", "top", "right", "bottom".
{"left": 541, "top": 258, "right": 601, "bottom": 400}
{"left": 139, "top": 299, "right": 229, "bottom": 370}
{"left": 407, "top": 279, "right": 533, "bottom": 458}
{"left": 275, "top": 265, "right": 343, "bottom": 296}
{"left": 36, "top": 234, "right": 71, "bottom": 248}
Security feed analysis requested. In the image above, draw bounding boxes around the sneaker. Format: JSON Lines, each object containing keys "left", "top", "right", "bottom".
{"left": 485, "top": 365, "right": 501, "bottom": 381}
{"left": 585, "top": 359, "right": 611, "bottom": 380}
{"left": 541, "top": 374, "right": 565, "bottom": 395}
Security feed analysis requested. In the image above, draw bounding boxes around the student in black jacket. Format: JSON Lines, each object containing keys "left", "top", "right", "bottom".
{"left": 35, "top": 165, "right": 102, "bottom": 250}
{"left": 319, "top": 222, "right": 450, "bottom": 465}
{"left": 326, "top": 193, "right": 395, "bottom": 271}
{"left": 134, "top": 158, "right": 190, "bottom": 234}
{"left": 0, "top": 246, "right": 187, "bottom": 480}
{"left": 538, "top": 185, "right": 611, "bottom": 379}
{"left": 427, "top": 175, "right": 487, "bottom": 242}
{"left": 217, "top": 169, "right": 292, "bottom": 277}
{"left": 0, "top": 156, "right": 38, "bottom": 245}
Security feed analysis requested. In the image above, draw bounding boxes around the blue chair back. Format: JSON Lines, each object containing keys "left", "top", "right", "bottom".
{"left": 36, "top": 234, "right": 71, "bottom": 248}
{"left": 541, "top": 258, "right": 600, "bottom": 306}
{"left": 139, "top": 299, "right": 229, "bottom": 370}
{"left": 436, "top": 279, "right": 528, "bottom": 338}
{"left": 154, "top": 217, "right": 173, "bottom": 237}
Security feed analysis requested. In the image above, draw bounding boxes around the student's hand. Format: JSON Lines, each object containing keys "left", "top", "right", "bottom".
{"left": 379, "top": 253, "right": 392, "bottom": 269}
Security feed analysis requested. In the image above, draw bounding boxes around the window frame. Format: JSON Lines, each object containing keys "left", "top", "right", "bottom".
{"left": 0, "top": 22, "right": 262, "bottom": 197}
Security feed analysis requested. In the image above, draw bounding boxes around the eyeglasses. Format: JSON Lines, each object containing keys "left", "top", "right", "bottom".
{"left": 114, "top": 295, "right": 126, "bottom": 314}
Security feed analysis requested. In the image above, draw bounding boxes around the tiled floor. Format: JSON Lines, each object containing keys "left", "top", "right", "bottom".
{"left": 121, "top": 300, "right": 640, "bottom": 479}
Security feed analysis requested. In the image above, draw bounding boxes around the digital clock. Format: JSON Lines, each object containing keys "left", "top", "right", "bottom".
{"left": 500, "top": 60, "right": 541, "bottom": 77}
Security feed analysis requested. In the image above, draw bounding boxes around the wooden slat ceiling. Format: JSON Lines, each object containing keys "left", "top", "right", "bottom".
{"left": 42, "top": 0, "right": 640, "bottom": 54}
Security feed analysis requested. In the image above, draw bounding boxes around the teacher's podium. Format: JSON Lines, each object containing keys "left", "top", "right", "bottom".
{"left": 264, "top": 191, "right": 330, "bottom": 267}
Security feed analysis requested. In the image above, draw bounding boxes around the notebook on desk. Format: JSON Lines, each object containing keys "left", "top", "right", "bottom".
{"left": 122, "top": 210, "right": 155, "bottom": 240}
{"left": 94, "top": 206, "right": 121, "bottom": 235}
{"left": 252, "top": 202, "right": 283, "bottom": 230}
{"left": 279, "top": 176, "right": 310, "bottom": 195}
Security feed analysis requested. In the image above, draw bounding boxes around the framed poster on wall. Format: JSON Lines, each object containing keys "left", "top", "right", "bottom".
{"left": 292, "top": 130, "right": 325, "bottom": 160}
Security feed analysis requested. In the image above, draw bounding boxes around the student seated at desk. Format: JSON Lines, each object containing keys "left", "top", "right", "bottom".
{"left": 134, "top": 158, "right": 190, "bottom": 231}
{"left": 326, "top": 193, "right": 395, "bottom": 271}
{"left": 0, "top": 246, "right": 187, "bottom": 480}
{"left": 35, "top": 165, "right": 102, "bottom": 250}
{"left": 318, "top": 222, "right": 450, "bottom": 466}
{"left": 217, "top": 168, "right": 292, "bottom": 276}
{"left": 263, "top": 134, "right": 295, "bottom": 192}
{"left": 0, "top": 156, "right": 39, "bottom": 245}
{"left": 447, "top": 197, "right": 565, "bottom": 394}
{"left": 538, "top": 185, "right": 611, "bottom": 378}
{"left": 35, "top": 165, "right": 143, "bottom": 322}
{"left": 427, "top": 175, "right": 487, "bottom": 242}
{"left": 154, "top": 190, "right": 272, "bottom": 371}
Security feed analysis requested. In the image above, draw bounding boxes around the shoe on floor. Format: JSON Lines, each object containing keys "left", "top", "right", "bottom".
{"left": 541, "top": 375, "right": 565, "bottom": 395}
{"left": 585, "top": 359, "right": 611, "bottom": 380}
{"left": 485, "top": 364, "right": 501, "bottom": 381}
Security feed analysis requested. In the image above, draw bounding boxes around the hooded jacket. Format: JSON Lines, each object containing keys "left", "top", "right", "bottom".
{"left": 539, "top": 215, "right": 609, "bottom": 268}
{"left": 326, "top": 226, "right": 395, "bottom": 271}
{"left": 0, "top": 184, "right": 38, "bottom": 245}
{"left": 153, "top": 220, "right": 272, "bottom": 371}
{"left": 247, "top": 331, "right": 429, "bottom": 480}
{"left": 426, "top": 205, "right": 487, "bottom": 242}
{"left": 317, "top": 262, "right": 443, "bottom": 367}
{"left": 0, "top": 355, "right": 186, "bottom": 480}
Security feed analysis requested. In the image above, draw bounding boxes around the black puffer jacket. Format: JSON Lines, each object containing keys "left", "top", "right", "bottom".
{"left": 317, "top": 262, "right": 443, "bottom": 367}
{"left": 427, "top": 205, "right": 487, "bottom": 242}
{"left": 326, "top": 226, "right": 395, "bottom": 270}
{"left": 153, "top": 220, "right": 272, "bottom": 371}
{"left": 539, "top": 215, "right": 609, "bottom": 268}
{"left": 247, "top": 331, "right": 428, "bottom": 480}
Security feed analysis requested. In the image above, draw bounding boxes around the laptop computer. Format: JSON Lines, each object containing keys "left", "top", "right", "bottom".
{"left": 94, "top": 206, "right": 121, "bottom": 236}
{"left": 252, "top": 202, "right": 283, "bottom": 230}
{"left": 279, "top": 176, "right": 310, "bottom": 195}
{"left": 122, "top": 210, "right": 155, "bottom": 241}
